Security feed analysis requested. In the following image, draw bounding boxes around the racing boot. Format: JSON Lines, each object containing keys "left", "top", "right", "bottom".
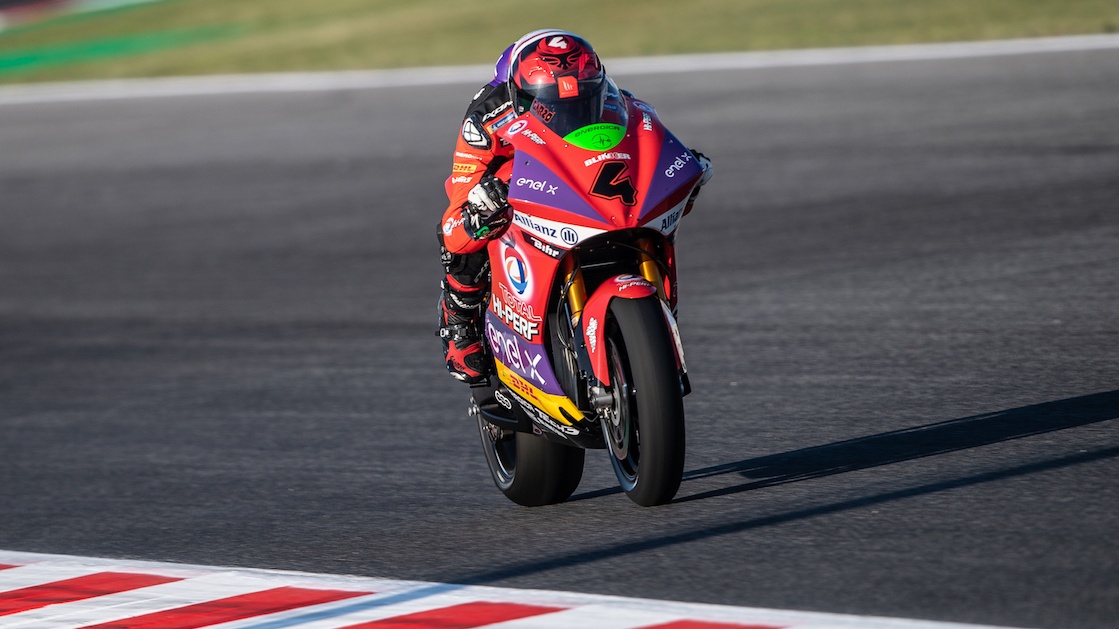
{"left": 438, "top": 286, "right": 490, "bottom": 384}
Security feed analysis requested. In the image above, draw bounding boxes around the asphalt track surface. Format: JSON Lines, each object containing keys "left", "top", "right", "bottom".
{"left": 1, "top": 44, "right": 1118, "bottom": 628}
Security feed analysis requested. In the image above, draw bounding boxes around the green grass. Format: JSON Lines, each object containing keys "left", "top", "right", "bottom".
{"left": 1, "top": 0, "right": 1116, "bottom": 84}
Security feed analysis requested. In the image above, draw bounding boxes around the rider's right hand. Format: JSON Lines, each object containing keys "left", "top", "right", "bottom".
{"left": 464, "top": 175, "right": 512, "bottom": 240}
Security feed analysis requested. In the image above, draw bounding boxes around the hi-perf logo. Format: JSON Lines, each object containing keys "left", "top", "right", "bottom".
{"left": 493, "top": 284, "right": 542, "bottom": 340}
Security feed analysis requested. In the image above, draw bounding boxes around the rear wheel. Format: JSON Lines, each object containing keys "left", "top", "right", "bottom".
{"left": 478, "top": 418, "right": 584, "bottom": 506}
{"left": 601, "top": 297, "right": 685, "bottom": 506}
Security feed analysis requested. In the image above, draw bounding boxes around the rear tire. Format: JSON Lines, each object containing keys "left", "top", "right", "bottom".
{"left": 602, "top": 297, "right": 685, "bottom": 506}
{"left": 478, "top": 418, "right": 585, "bottom": 506}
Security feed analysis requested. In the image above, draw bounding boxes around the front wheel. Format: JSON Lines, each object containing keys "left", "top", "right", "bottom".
{"left": 601, "top": 297, "right": 685, "bottom": 506}
{"left": 477, "top": 418, "right": 585, "bottom": 507}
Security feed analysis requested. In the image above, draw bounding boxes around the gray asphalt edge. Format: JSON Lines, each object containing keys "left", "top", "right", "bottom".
{"left": 1, "top": 33, "right": 1119, "bottom": 105}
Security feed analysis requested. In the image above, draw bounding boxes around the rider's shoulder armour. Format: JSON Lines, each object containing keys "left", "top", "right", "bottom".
{"left": 459, "top": 83, "right": 518, "bottom": 152}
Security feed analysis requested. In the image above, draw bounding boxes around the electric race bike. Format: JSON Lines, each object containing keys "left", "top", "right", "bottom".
{"left": 469, "top": 78, "right": 705, "bottom": 507}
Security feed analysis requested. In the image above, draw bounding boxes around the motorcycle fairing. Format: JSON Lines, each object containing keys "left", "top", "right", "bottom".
{"left": 641, "top": 190, "right": 693, "bottom": 240}
{"left": 510, "top": 208, "right": 604, "bottom": 250}
{"left": 482, "top": 93, "right": 701, "bottom": 433}
{"left": 485, "top": 315, "right": 560, "bottom": 394}
{"left": 486, "top": 313, "right": 591, "bottom": 435}
{"left": 492, "top": 361, "right": 594, "bottom": 444}
{"left": 486, "top": 229, "right": 590, "bottom": 431}
{"left": 470, "top": 378, "right": 603, "bottom": 449}
{"left": 501, "top": 98, "right": 704, "bottom": 240}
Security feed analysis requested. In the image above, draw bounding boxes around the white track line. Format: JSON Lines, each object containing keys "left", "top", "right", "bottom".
{"left": 1, "top": 34, "right": 1118, "bottom": 106}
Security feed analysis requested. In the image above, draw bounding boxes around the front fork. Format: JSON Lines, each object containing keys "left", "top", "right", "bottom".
{"left": 561, "top": 237, "right": 667, "bottom": 324}
{"left": 636, "top": 237, "right": 668, "bottom": 303}
{"left": 560, "top": 237, "right": 683, "bottom": 412}
{"left": 561, "top": 255, "right": 587, "bottom": 327}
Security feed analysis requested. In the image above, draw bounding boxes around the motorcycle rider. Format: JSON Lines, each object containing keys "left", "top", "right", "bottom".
{"left": 437, "top": 29, "right": 712, "bottom": 384}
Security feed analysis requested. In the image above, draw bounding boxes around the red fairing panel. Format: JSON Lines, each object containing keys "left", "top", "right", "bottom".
{"left": 499, "top": 97, "right": 703, "bottom": 247}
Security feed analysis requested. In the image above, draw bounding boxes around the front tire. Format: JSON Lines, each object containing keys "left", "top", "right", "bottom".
{"left": 601, "top": 297, "right": 685, "bottom": 506}
{"left": 477, "top": 418, "right": 584, "bottom": 506}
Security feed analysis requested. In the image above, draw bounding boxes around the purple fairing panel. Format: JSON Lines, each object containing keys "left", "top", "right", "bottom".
{"left": 638, "top": 131, "right": 703, "bottom": 220}
{"left": 508, "top": 157, "right": 603, "bottom": 222}
{"left": 485, "top": 313, "right": 565, "bottom": 396}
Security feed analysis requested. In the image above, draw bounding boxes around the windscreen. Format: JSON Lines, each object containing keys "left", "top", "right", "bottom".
{"left": 529, "top": 76, "right": 628, "bottom": 148}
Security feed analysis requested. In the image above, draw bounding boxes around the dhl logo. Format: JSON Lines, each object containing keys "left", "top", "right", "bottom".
{"left": 494, "top": 362, "right": 586, "bottom": 428}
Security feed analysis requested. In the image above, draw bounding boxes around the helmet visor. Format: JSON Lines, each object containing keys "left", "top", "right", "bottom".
{"left": 529, "top": 75, "right": 627, "bottom": 138}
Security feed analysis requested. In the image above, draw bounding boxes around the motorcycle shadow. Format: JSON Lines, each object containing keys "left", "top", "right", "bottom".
{"left": 570, "top": 389, "right": 1119, "bottom": 503}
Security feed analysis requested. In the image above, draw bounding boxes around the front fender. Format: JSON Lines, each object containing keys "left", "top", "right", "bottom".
{"left": 579, "top": 274, "right": 657, "bottom": 386}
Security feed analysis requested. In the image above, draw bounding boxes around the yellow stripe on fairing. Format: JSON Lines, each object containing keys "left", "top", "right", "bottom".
{"left": 494, "top": 361, "right": 587, "bottom": 425}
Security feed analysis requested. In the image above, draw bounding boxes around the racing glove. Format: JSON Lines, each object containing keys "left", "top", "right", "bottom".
{"left": 692, "top": 150, "right": 714, "bottom": 188}
{"left": 463, "top": 174, "right": 512, "bottom": 240}
{"left": 685, "top": 149, "right": 713, "bottom": 211}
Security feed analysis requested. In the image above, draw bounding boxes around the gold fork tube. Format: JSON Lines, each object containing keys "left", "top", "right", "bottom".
{"left": 562, "top": 256, "right": 587, "bottom": 325}
{"left": 637, "top": 237, "right": 666, "bottom": 301}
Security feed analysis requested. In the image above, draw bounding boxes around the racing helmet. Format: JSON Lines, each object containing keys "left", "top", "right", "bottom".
{"left": 507, "top": 30, "right": 605, "bottom": 115}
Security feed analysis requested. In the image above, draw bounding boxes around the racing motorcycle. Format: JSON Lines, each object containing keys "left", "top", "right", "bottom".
{"left": 468, "top": 76, "right": 705, "bottom": 507}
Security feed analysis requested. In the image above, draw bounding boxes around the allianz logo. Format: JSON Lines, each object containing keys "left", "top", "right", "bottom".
{"left": 513, "top": 212, "right": 557, "bottom": 237}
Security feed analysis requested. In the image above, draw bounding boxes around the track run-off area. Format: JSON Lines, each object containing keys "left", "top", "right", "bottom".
{"left": 0, "top": 550, "right": 1006, "bottom": 628}
{"left": 1, "top": 36, "right": 1118, "bottom": 628}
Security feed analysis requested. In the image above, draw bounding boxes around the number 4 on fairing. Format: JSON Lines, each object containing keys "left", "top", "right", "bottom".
{"left": 590, "top": 161, "right": 638, "bottom": 206}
